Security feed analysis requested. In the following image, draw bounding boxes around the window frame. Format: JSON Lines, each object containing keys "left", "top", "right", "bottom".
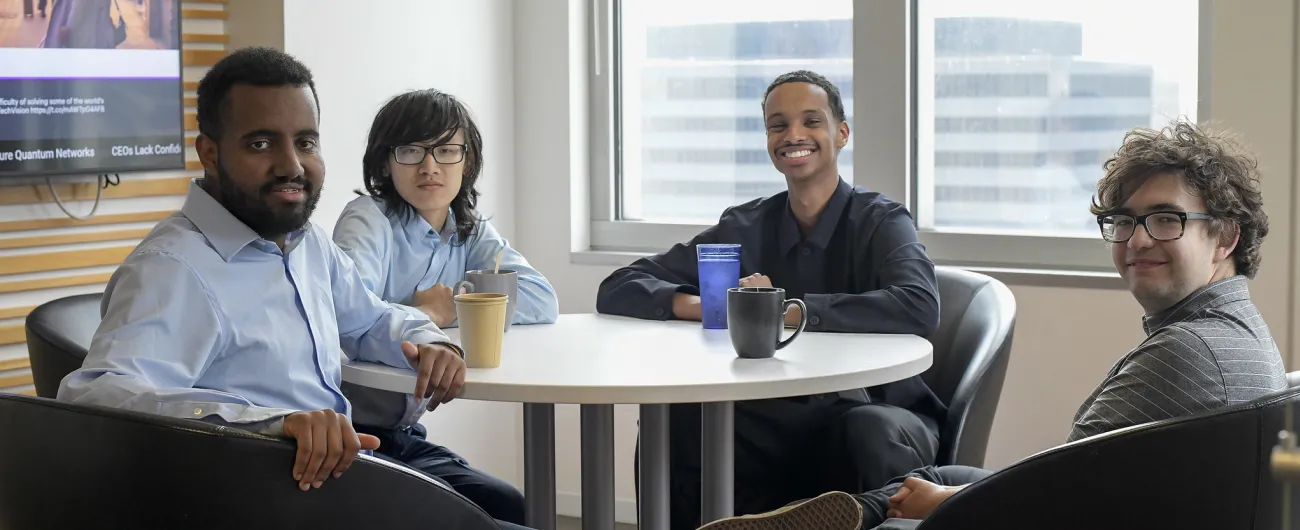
{"left": 587, "top": 0, "right": 1214, "bottom": 274}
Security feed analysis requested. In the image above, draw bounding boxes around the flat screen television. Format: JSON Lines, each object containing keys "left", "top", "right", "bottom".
{"left": 0, "top": 0, "right": 184, "bottom": 179}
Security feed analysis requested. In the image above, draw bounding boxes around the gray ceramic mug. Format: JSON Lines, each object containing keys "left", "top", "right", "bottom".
{"left": 454, "top": 269, "right": 518, "bottom": 332}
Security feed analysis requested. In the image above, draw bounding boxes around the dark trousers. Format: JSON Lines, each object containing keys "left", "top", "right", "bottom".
{"left": 853, "top": 465, "right": 994, "bottom": 530}
{"left": 652, "top": 395, "right": 938, "bottom": 530}
{"left": 358, "top": 423, "right": 528, "bottom": 529}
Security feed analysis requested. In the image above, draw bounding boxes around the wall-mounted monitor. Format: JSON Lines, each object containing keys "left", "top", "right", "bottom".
{"left": 0, "top": 0, "right": 184, "bottom": 179}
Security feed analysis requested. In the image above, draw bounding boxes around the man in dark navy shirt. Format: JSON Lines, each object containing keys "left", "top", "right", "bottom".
{"left": 596, "top": 70, "right": 946, "bottom": 528}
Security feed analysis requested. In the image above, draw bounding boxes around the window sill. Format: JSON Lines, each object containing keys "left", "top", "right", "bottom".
{"left": 570, "top": 249, "right": 646, "bottom": 267}
{"left": 571, "top": 250, "right": 1126, "bottom": 290}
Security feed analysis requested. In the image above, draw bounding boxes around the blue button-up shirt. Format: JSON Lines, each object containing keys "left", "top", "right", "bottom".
{"left": 332, "top": 195, "right": 558, "bottom": 326}
{"left": 57, "top": 181, "right": 454, "bottom": 435}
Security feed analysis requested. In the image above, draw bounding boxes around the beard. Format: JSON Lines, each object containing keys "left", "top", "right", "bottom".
{"left": 210, "top": 159, "right": 321, "bottom": 239}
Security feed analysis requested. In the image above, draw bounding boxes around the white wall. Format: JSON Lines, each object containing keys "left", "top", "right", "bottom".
{"left": 512, "top": 0, "right": 1300, "bottom": 523}
{"left": 280, "top": 0, "right": 523, "bottom": 487}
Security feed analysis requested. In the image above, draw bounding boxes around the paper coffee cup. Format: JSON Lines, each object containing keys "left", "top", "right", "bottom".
{"left": 454, "top": 293, "right": 508, "bottom": 368}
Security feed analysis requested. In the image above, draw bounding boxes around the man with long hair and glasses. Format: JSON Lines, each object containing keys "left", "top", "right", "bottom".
{"left": 697, "top": 120, "right": 1287, "bottom": 530}
{"left": 333, "top": 88, "right": 558, "bottom": 526}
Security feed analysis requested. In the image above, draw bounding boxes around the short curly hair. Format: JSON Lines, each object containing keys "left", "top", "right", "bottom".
{"left": 197, "top": 47, "right": 318, "bottom": 142}
{"left": 1090, "top": 120, "right": 1269, "bottom": 278}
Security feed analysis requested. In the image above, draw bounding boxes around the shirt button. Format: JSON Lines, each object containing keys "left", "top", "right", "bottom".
{"left": 809, "top": 315, "right": 821, "bottom": 326}
{"left": 654, "top": 307, "right": 665, "bottom": 317}
{"left": 800, "top": 247, "right": 812, "bottom": 256}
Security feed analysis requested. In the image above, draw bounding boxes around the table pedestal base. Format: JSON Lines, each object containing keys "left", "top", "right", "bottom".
{"left": 524, "top": 403, "right": 556, "bottom": 530}
{"left": 581, "top": 404, "right": 616, "bottom": 530}
{"left": 701, "top": 401, "right": 735, "bottom": 524}
{"left": 638, "top": 404, "right": 670, "bottom": 530}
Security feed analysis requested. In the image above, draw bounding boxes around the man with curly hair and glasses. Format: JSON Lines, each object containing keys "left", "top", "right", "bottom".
{"left": 698, "top": 120, "right": 1288, "bottom": 530}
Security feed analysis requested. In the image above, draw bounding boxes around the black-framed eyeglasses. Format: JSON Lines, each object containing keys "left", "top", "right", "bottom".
{"left": 391, "top": 144, "right": 466, "bottom": 165}
{"left": 1097, "top": 210, "right": 1214, "bottom": 243}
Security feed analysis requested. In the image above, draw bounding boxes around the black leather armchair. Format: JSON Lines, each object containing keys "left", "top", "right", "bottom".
{"left": 0, "top": 393, "right": 499, "bottom": 530}
{"left": 916, "top": 385, "right": 1300, "bottom": 530}
{"left": 924, "top": 267, "right": 1016, "bottom": 467}
{"left": 25, "top": 292, "right": 101, "bottom": 398}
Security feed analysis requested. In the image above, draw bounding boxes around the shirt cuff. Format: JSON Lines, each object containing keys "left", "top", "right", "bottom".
{"left": 798, "top": 293, "right": 826, "bottom": 330}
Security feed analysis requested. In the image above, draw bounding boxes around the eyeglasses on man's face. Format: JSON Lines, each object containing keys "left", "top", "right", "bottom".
{"left": 391, "top": 144, "right": 466, "bottom": 165}
{"left": 1097, "top": 210, "right": 1214, "bottom": 243}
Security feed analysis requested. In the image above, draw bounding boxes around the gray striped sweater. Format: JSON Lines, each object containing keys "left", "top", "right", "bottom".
{"left": 1068, "top": 275, "right": 1287, "bottom": 442}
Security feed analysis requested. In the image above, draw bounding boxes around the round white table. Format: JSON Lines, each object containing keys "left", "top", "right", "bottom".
{"left": 343, "top": 313, "right": 932, "bottom": 530}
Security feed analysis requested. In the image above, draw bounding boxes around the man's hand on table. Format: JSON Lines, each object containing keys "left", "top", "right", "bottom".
{"left": 402, "top": 341, "right": 466, "bottom": 412}
{"left": 412, "top": 283, "right": 458, "bottom": 327}
{"left": 671, "top": 292, "right": 703, "bottom": 321}
{"left": 282, "top": 409, "right": 380, "bottom": 492}
{"left": 739, "top": 273, "right": 804, "bottom": 327}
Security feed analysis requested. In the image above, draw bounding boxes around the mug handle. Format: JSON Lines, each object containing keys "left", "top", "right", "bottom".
{"left": 454, "top": 280, "right": 475, "bottom": 295}
{"left": 776, "top": 298, "right": 808, "bottom": 350}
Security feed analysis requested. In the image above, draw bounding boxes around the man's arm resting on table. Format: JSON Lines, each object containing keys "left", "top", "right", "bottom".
{"left": 56, "top": 249, "right": 300, "bottom": 437}
{"left": 597, "top": 213, "right": 736, "bottom": 320}
{"left": 798, "top": 211, "right": 940, "bottom": 335}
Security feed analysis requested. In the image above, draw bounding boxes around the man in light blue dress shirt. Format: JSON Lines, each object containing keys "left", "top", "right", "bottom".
{"left": 56, "top": 47, "right": 531, "bottom": 530}
{"left": 332, "top": 88, "right": 559, "bottom": 331}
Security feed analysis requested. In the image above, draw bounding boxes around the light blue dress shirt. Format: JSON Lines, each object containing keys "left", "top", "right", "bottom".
{"left": 332, "top": 195, "right": 559, "bottom": 326}
{"left": 57, "top": 181, "right": 454, "bottom": 434}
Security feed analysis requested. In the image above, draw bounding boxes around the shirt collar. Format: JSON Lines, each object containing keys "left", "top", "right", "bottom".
{"left": 180, "top": 179, "right": 262, "bottom": 262}
{"left": 180, "top": 179, "right": 305, "bottom": 261}
{"left": 779, "top": 177, "right": 852, "bottom": 255}
{"left": 399, "top": 207, "right": 458, "bottom": 244}
{"left": 1142, "top": 275, "right": 1252, "bottom": 334}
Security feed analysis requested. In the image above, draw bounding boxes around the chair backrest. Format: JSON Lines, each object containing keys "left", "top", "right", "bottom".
{"left": 0, "top": 393, "right": 499, "bottom": 530}
{"left": 922, "top": 267, "right": 1016, "bottom": 468}
{"left": 917, "top": 385, "right": 1300, "bottom": 530}
{"left": 25, "top": 292, "right": 102, "bottom": 398}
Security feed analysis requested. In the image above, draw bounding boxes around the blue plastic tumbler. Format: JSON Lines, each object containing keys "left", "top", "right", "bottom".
{"left": 697, "top": 243, "right": 741, "bottom": 329}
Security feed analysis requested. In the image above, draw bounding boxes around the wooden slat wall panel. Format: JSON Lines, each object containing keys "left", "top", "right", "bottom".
{"left": 182, "top": 8, "right": 227, "bottom": 19}
{"left": 0, "top": 273, "right": 116, "bottom": 294}
{"left": 0, "top": 358, "right": 30, "bottom": 371}
{"left": 0, "top": 246, "right": 135, "bottom": 275}
{"left": 0, "top": 325, "right": 25, "bottom": 347}
{"left": 0, "top": 8, "right": 223, "bottom": 366}
{"left": 0, "top": 177, "right": 191, "bottom": 206}
{"left": 183, "top": 33, "right": 229, "bottom": 44}
{"left": 0, "top": 305, "right": 34, "bottom": 320}
{"left": 0, "top": 228, "right": 152, "bottom": 250}
{"left": 0, "top": 211, "right": 174, "bottom": 232}
{"left": 0, "top": 372, "right": 34, "bottom": 389}
{"left": 183, "top": 50, "right": 226, "bottom": 67}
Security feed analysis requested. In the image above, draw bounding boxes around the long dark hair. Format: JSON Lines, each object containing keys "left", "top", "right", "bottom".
{"left": 358, "top": 89, "right": 485, "bottom": 244}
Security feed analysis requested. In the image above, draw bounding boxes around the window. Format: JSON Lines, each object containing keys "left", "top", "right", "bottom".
{"left": 603, "top": 0, "right": 853, "bottom": 225}
{"left": 915, "top": 0, "right": 1201, "bottom": 241}
{"left": 591, "top": 0, "right": 1206, "bottom": 273}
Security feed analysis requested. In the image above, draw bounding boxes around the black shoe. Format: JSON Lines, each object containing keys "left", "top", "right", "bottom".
{"left": 697, "top": 491, "right": 862, "bottom": 530}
